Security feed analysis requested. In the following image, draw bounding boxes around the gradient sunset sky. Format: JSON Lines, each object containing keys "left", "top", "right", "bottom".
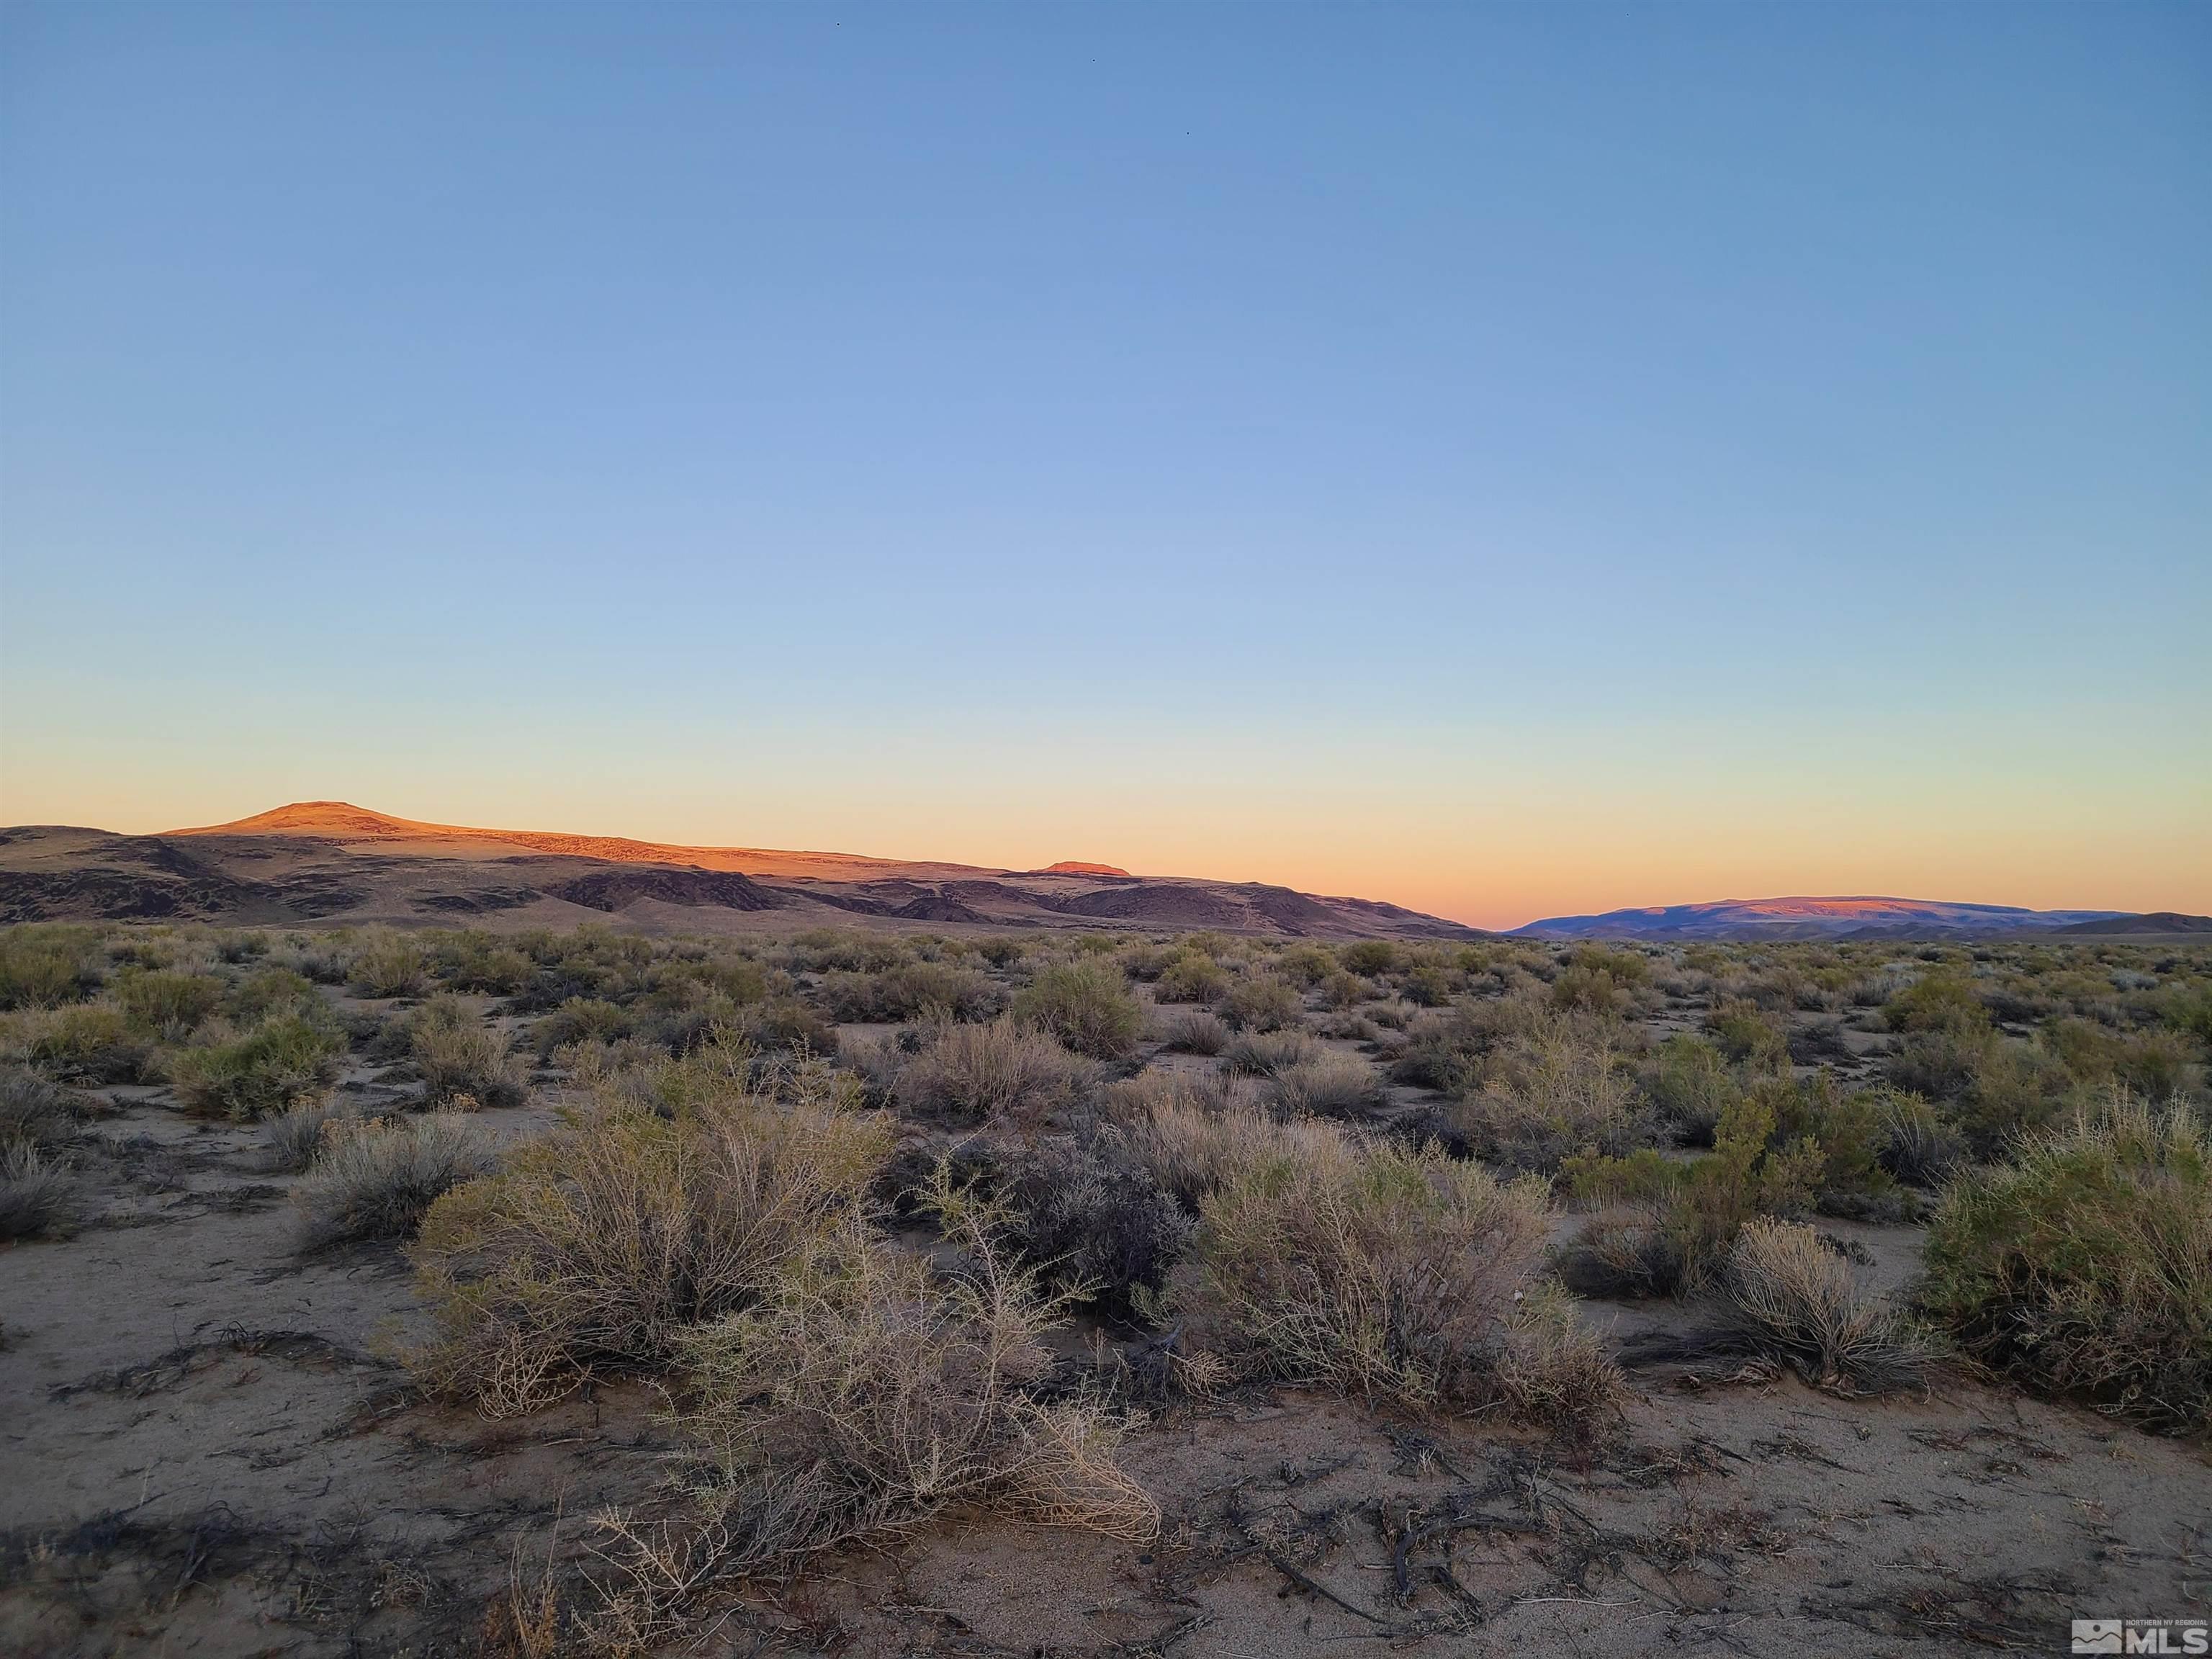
{"left": 2, "top": 5, "right": 2206, "bottom": 930}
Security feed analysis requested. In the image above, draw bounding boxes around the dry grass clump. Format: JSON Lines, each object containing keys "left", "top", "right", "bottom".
{"left": 1221, "top": 1028, "right": 1321, "bottom": 1077}
{"left": 822, "top": 961, "right": 1001, "bottom": 1024}
{"left": 1104, "top": 1069, "right": 1352, "bottom": 1210}
{"left": 293, "top": 1115, "right": 498, "bottom": 1251}
{"left": 1012, "top": 960, "right": 1144, "bottom": 1060}
{"left": 1716, "top": 1218, "right": 1930, "bottom": 1394}
{"left": 893, "top": 1020, "right": 1092, "bottom": 1125}
{"left": 1450, "top": 1009, "right": 1653, "bottom": 1174}
{"left": 0, "top": 1066, "right": 83, "bottom": 1149}
{"left": 260, "top": 1098, "right": 337, "bottom": 1172}
{"left": 0, "top": 1141, "right": 75, "bottom": 1239}
{"left": 411, "top": 1051, "right": 892, "bottom": 1415}
{"left": 627, "top": 1215, "right": 1155, "bottom": 1592}
{"left": 1180, "top": 1136, "right": 1605, "bottom": 1421}
{"left": 169, "top": 1013, "right": 346, "bottom": 1120}
{"left": 1917, "top": 1097, "right": 2210, "bottom": 1432}
{"left": 411, "top": 1001, "right": 529, "bottom": 1109}
{"left": 1264, "top": 1053, "right": 1385, "bottom": 1119}
{"left": 1155, "top": 1008, "right": 1230, "bottom": 1056}
{"left": 347, "top": 928, "right": 430, "bottom": 998}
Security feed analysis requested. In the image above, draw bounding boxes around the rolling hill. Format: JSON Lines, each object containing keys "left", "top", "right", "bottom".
{"left": 1509, "top": 895, "right": 2157, "bottom": 941}
{"left": 0, "top": 802, "right": 1483, "bottom": 940}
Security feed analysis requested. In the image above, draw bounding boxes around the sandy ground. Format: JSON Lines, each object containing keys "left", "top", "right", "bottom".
{"left": 2, "top": 1001, "right": 2206, "bottom": 1657}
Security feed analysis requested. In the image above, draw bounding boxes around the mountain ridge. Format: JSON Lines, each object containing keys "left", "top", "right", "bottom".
{"left": 1509, "top": 894, "right": 2172, "bottom": 941}
{"left": 0, "top": 804, "right": 1483, "bottom": 941}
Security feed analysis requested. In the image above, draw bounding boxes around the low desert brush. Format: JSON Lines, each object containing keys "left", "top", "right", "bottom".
{"left": 1104, "top": 1070, "right": 1355, "bottom": 1210}
{"left": 893, "top": 1020, "right": 1092, "bottom": 1125}
{"left": 1155, "top": 1008, "right": 1230, "bottom": 1056}
{"left": 1712, "top": 1218, "right": 1930, "bottom": 1394}
{"left": 259, "top": 1096, "right": 346, "bottom": 1172}
{"left": 1221, "top": 974, "right": 1302, "bottom": 1033}
{"left": 411, "top": 1002, "right": 529, "bottom": 1109}
{"left": 0, "top": 925, "right": 104, "bottom": 1010}
{"left": 294, "top": 1114, "right": 498, "bottom": 1250}
{"left": 1451, "top": 1008, "right": 1654, "bottom": 1174}
{"left": 1264, "top": 1053, "right": 1385, "bottom": 1119}
{"left": 1221, "top": 1028, "right": 1321, "bottom": 1077}
{"left": 6, "top": 1004, "right": 153, "bottom": 1084}
{"left": 410, "top": 1059, "right": 892, "bottom": 1414}
{"left": 997, "top": 1143, "right": 1195, "bottom": 1319}
{"left": 0, "top": 1140, "right": 75, "bottom": 1239}
{"left": 170, "top": 1012, "right": 346, "bottom": 1119}
{"left": 1153, "top": 952, "right": 1231, "bottom": 1004}
{"left": 113, "top": 969, "right": 223, "bottom": 1038}
{"left": 348, "top": 928, "right": 430, "bottom": 999}
{"left": 1917, "top": 1096, "right": 2211, "bottom": 1432}
{"left": 0, "top": 1066, "right": 82, "bottom": 1149}
{"left": 1179, "top": 1136, "right": 1586, "bottom": 1419}
{"left": 1013, "top": 960, "right": 1144, "bottom": 1060}
{"left": 639, "top": 1214, "right": 1155, "bottom": 1591}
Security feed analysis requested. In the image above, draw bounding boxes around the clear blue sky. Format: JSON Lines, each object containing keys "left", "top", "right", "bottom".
{"left": 2, "top": 4, "right": 2206, "bottom": 926}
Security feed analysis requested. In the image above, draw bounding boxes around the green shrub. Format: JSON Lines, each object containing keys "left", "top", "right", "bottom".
{"left": 1561, "top": 1089, "right": 1822, "bottom": 1297}
{"left": 0, "top": 926, "right": 103, "bottom": 1010}
{"left": 12, "top": 1004, "right": 154, "bottom": 1084}
{"left": 1884, "top": 973, "right": 1989, "bottom": 1035}
{"left": 170, "top": 1014, "right": 346, "bottom": 1119}
{"left": 1917, "top": 1098, "right": 2210, "bottom": 1432}
{"left": 1014, "top": 960, "right": 1143, "bottom": 1060}
{"left": 1339, "top": 941, "right": 1398, "bottom": 976}
{"left": 1642, "top": 1035, "right": 1740, "bottom": 1147}
{"left": 114, "top": 969, "right": 223, "bottom": 1036}
{"left": 348, "top": 929, "right": 429, "bottom": 998}
{"left": 1153, "top": 952, "right": 1231, "bottom": 1005}
{"left": 821, "top": 961, "right": 999, "bottom": 1024}
{"left": 1704, "top": 999, "right": 1786, "bottom": 1067}
{"left": 1887, "top": 1026, "right": 2070, "bottom": 1155}
{"left": 737, "top": 997, "right": 837, "bottom": 1056}
{"left": 534, "top": 995, "right": 632, "bottom": 1055}
{"left": 1221, "top": 974, "right": 1301, "bottom": 1033}
{"left": 226, "top": 966, "right": 320, "bottom": 1022}
{"left": 1275, "top": 945, "right": 1339, "bottom": 988}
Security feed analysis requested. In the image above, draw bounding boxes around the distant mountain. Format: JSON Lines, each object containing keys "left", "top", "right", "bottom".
{"left": 1511, "top": 896, "right": 2137, "bottom": 942}
{"left": 2049, "top": 911, "right": 2212, "bottom": 937}
{"left": 0, "top": 803, "right": 1483, "bottom": 941}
